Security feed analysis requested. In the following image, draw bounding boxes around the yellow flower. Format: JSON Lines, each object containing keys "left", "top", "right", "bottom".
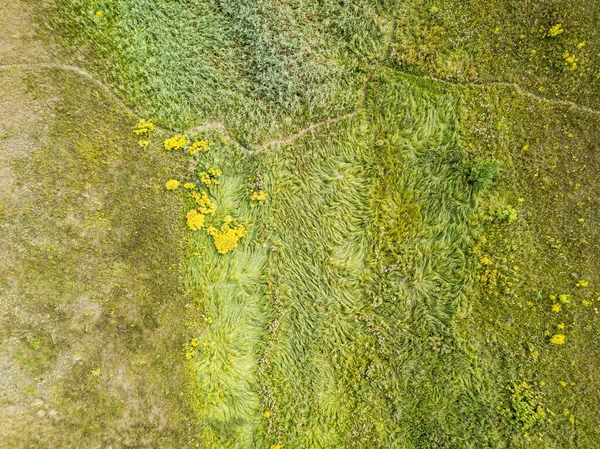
{"left": 207, "top": 222, "right": 248, "bottom": 254}
{"left": 550, "top": 334, "right": 565, "bottom": 345}
{"left": 95, "top": 11, "right": 104, "bottom": 17}
{"left": 557, "top": 323, "right": 565, "bottom": 330}
{"left": 551, "top": 304, "right": 561, "bottom": 313}
{"left": 576, "top": 279, "right": 589, "bottom": 288}
{"left": 559, "top": 294, "right": 570, "bottom": 304}
{"left": 547, "top": 24, "right": 564, "bottom": 37}
{"left": 133, "top": 119, "right": 156, "bottom": 136}
{"left": 165, "top": 179, "right": 180, "bottom": 190}
{"left": 186, "top": 210, "right": 205, "bottom": 231}
{"left": 264, "top": 411, "right": 271, "bottom": 418}
{"left": 164, "top": 134, "right": 189, "bottom": 151}
{"left": 248, "top": 189, "right": 268, "bottom": 207}
{"left": 560, "top": 380, "right": 567, "bottom": 387}
{"left": 480, "top": 256, "right": 493, "bottom": 266}
{"left": 191, "top": 191, "right": 216, "bottom": 215}
{"left": 184, "top": 183, "right": 197, "bottom": 189}
{"left": 138, "top": 139, "right": 150, "bottom": 150}
{"left": 270, "top": 446, "right": 282, "bottom": 449}
{"left": 563, "top": 51, "right": 577, "bottom": 70}
{"left": 199, "top": 168, "right": 222, "bottom": 186}
{"left": 189, "top": 140, "right": 210, "bottom": 155}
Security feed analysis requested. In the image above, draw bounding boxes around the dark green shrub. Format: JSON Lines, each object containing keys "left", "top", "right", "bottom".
{"left": 468, "top": 158, "right": 501, "bottom": 191}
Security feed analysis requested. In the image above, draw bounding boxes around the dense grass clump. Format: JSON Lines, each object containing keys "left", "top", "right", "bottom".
{"left": 468, "top": 158, "right": 501, "bottom": 192}
{"left": 44, "top": 0, "right": 390, "bottom": 141}
{"left": 235, "top": 70, "right": 494, "bottom": 449}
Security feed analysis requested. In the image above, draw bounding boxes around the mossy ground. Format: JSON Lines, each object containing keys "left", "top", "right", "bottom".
{"left": 456, "top": 83, "right": 600, "bottom": 446}
{"left": 0, "top": 43, "right": 200, "bottom": 447}
{"left": 2, "top": 0, "right": 599, "bottom": 447}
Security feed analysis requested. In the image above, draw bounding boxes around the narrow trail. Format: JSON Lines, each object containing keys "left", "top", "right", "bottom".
{"left": 255, "top": 110, "right": 360, "bottom": 152}
{"left": 2, "top": 62, "right": 599, "bottom": 155}
{"left": 416, "top": 73, "right": 600, "bottom": 117}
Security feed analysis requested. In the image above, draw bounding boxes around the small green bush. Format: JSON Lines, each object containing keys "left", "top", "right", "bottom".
{"left": 491, "top": 204, "right": 517, "bottom": 223}
{"left": 468, "top": 158, "right": 501, "bottom": 191}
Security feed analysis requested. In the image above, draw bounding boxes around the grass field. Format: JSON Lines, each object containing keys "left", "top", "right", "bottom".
{"left": 1, "top": 0, "right": 598, "bottom": 447}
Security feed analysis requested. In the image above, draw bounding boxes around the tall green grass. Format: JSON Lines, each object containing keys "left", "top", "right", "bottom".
{"left": 183, "top": 142, "right": 270, "bottom": 447}
{"left": 45, "top": 0, "right": 390, "bottom": 141}
{"left": 181, "top": 69, "right": 497, "bottom": 448}
{"left": 203, "top": 69, "right": 494, "bottom": 448}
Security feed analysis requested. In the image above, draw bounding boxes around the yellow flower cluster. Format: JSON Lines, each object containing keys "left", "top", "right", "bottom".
{"left": 547, "top": 23, "right": 564, "bottom": 37}
{"left": 165, "top": 179, "right": 180, "bottom": 190}
{"left": 563, "top": 51, "right": 577, "bottom": 70}
{"left": 550, "top": 334, "right": 565, "bottom": 345}
{"left": 480, "top": 255, "right": 493, "bottom": 266}
{"left": 185, "top": 337, "right": 199, "bottom": 360}
{"left": 133, "top": 119, "right": 156, "bottom": 136}
{"left": 190, "top": 140, "right": 210, "bottom": 155}
{"left": 191, "top": 191, "right": 217, "bottom": 215}
{"left": 164, "top": 134, "right": 189, "bottom": 151}
{"left": 199, "top": 168, "right": 222, "bottom": 186}
{"left": 133, "top": 119, "right": 156, "bottom": 150}
{"left": 160, "top": 135, "right": 252, "bottom": 255}
{"left": 186, "top": 210, "right": 206, "bottom": 231}
{"left": 559, "top": 294, "right": 570, "bottom": 304}
{"left": 138, "top": 139, "right": 150, "bottom": 150}
{"left": 184, "top": 188, "right": 216, "bottom": 231}
{"left": 207, "top": 219, "right": 248, "bottom": 254}
{"left": 248, "top": 189, "right": 268, "bottom": 207}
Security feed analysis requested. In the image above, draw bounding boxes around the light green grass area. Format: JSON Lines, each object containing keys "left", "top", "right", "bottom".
{"left": 177, "top": 70, "right": 498, "bottom": 448}
{"left": 3, "top": 0, "right": 599, "bottom": 447}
